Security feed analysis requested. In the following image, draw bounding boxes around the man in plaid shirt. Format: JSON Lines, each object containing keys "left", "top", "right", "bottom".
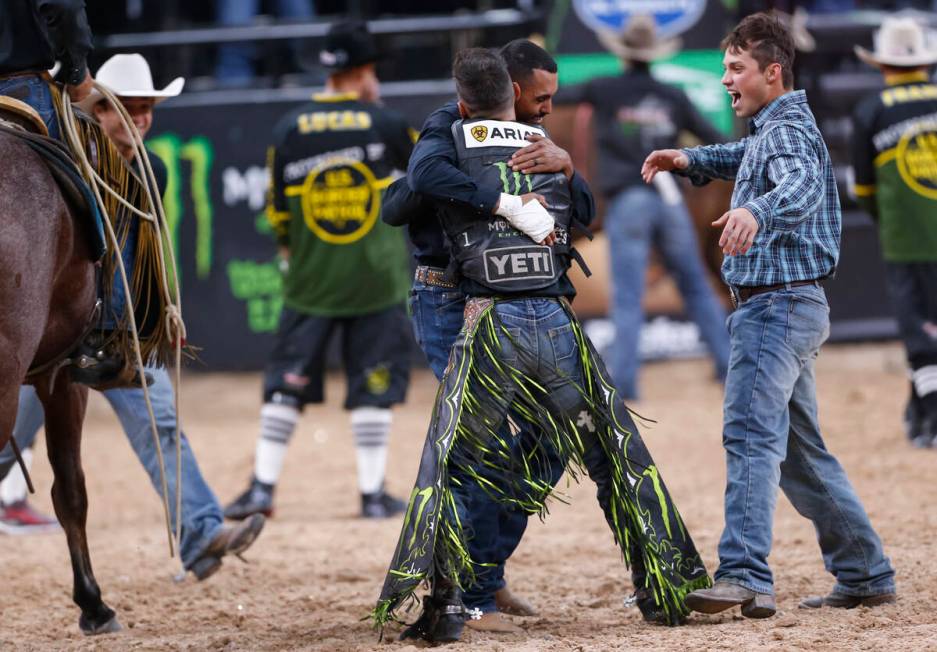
{"left": 643, "top": 13, "right": 895, "bottom": 617}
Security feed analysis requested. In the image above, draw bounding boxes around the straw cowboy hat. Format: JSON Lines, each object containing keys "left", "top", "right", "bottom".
{"left": 855, "top": 16, "right": 937, "bottom": 68}
{"left": 597, "top": 14, "right": 681, "bottom": 63}
{"left": 77, "top": 53, "right": 184, "bottom": 112}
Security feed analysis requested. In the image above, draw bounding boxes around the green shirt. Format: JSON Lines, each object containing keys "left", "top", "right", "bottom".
{"left": 267, "top": 93, "right": 415, "bottom": 316}
{"left": 851, "top": 71, "right": 937, "bottom": 262}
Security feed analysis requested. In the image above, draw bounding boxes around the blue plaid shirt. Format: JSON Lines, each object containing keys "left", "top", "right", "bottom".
{"left": 681, "top": 90, "right": 841, "bottom": 287}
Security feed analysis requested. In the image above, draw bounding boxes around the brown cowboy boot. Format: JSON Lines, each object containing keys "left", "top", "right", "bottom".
{"left": 188, "top": 513, "right": 266, "bottom": 581}
{"left": 465, "top": 611, "right": 523, "bottom": 634}
{"left": 685, "top": 580, "right": 776, "bottom": 618}
{"left": 494, "top": 586, "right": 538, "bottom": 617}
{"left": 799, "top": 591, "right": 896, "bottom": 610}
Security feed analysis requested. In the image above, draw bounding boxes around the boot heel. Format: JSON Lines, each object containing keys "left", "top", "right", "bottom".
{"left": 741, "top": 592, "right": 776, "bottom": 619}
{"left": 190, "top": 555, "right": 222, "bottom": 581}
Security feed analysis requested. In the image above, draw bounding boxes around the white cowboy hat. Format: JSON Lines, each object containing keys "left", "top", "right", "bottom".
{"left": 596, "top": 14, "right": 681, "bottom": 63}
{"left": 855, "top": 16, "right": 937, "bottom": 68}
{"left": 77, "top": 53, "right": 185, "bottom": 112}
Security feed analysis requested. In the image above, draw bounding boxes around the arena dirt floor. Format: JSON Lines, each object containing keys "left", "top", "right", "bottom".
{"left": 2, "top": 341, "right": 935, "bottom": 651}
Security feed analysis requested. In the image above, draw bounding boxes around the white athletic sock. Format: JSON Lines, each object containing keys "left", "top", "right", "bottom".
{"left": 253, "top": 402, "right": 300, "bottom": 485}
{"left": 912, "top": 365, "right": 937, "bottom": 400}
{"left": 0, "top": 447, "right": 32, "bottom": 506}
{"left": 351, "top": 407, "right": 392, "bottom": 495}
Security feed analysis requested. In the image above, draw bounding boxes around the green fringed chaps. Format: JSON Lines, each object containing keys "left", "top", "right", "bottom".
{"left": 373, "top": 297, "right": 711, "bottom": 629}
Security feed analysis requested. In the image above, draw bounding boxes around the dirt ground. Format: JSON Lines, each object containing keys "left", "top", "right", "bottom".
{"left": 2, "top": 342, "right": 935, "bottom": 651}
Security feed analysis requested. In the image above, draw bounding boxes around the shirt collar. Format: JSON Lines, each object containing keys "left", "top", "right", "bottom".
{"left": 749, "top": 89, "right": 807, "bottom": 133}
{"left": 311, "top": 91, "right": 360, "bottom": 102}
{"left": 884, "top": 70, "right": 931, "bottom": 87}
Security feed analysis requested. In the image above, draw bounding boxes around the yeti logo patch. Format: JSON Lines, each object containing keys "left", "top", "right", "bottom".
{"left": 484, "top": 245, "right": 555, "bottom": 283}
{"left": 471, "top": 125, "right": 488, "bottom": 142}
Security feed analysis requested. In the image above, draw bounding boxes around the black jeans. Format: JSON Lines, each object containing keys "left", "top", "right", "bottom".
{"left": 884, "top": 262, "right": 937, "bottom": 367}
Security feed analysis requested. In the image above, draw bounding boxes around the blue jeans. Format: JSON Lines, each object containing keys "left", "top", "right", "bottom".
{"left": 409, "top": 281, "right": 566, "bottom": 611}
{"left": 2, "top": 369, "right": 223, "bottom": 569}
{"left": 716, "top": 284, "right": 895, "bottom": 596}
{"left": 0, "top": 75, "right": 60, "bottom": 139}
{"left": 214, "top": 0, "right": 315, "bottom": 84}
{"left": 605, "top": 186, "right": 730, "bottom": 399}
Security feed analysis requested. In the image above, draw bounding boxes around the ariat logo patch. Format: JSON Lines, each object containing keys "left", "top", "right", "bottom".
{"left": 483, "top": 245, "right": 554, "bottom": 283}
{"left": 462, "top": 120, "right": 546, "bottom": 149}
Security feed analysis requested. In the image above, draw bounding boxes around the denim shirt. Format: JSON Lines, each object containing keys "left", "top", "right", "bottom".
{"left": 681, "top": 90, "right": 841, "bottom": 287}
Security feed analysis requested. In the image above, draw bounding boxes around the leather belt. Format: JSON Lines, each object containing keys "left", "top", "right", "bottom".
{"left": 0, "top": 70, "right": 49, "bottom": 81}
{"left": 730, "top": 279, "right": 819, "bottom": 308}
{"left": 414, "top": 265, "right": 456, "bottom": 289}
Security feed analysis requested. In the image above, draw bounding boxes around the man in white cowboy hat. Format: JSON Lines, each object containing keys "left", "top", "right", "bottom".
{"left": 77, "top": 53, "right": 184, "bottom": 161}
{"left": 0, "top": 52, "right": 266, "bottom": 579}
{"left": 851, "top": 16, "right": 937, "bottom": 449}
{"left": 559, "top": 14, "right": 730, "bottom": 401}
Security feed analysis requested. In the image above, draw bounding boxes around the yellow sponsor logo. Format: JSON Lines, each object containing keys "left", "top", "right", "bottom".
{"left": 471, "top": 125, "right": 488, "bottom": 142}
{"left": 896, "top": 127, "right": 937, "bottom": 200}
{"left": 365, "top": 364, "right": 391, "bottom": 395}
{"left": 284, "top": 158, "right": 390, "bottom": 245}
{"left": 296, "top": 110, "right": 372, "bottom": 133}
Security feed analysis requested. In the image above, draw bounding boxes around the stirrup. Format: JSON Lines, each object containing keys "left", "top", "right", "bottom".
{"left": 68, "top": 334, "right": 153, "bottom": 390}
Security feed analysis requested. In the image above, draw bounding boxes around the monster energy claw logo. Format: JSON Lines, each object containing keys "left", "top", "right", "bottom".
{"left": 471, "top": 125, "right": 488, "bottom": 142}
{"left": 493, "top": 161, "right": 532, "bottom": 195}
{"left": 147, "top": 134, "right": 215, "bottom": 281}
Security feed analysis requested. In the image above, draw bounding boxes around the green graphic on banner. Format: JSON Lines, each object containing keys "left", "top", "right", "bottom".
{"left": 556, "top": 50, "right": 732, "bottom": 135}
{"left": 147, "top": 134, "right": 215, "bottom": 279}
{"left": 227, "top": 211, "right": 283, "bottom": 334}
{"left": 226, "top": 258, "right": 283, "bottom": 333}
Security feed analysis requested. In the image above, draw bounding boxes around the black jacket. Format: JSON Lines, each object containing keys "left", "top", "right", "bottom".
{"left": 383, "top": 102, "right": 595, "bottom": 268}
{"left": 0, "top": 0, "right": 92, "bottom": 85}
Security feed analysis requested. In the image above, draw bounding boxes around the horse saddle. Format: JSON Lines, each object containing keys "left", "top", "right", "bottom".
{"left": 0, "top": 97, "right": 106, "bottom": 260}
{"left": 0, "top": 96, "right": 49, "bottom": 136}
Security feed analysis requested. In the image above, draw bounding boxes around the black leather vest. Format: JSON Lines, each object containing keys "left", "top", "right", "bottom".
{"left": 442, "top": 118, "right": 573, "bottom": 294}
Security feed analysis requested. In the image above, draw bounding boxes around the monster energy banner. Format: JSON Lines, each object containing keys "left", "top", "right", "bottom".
{"left": 147, "top": 93, "right": 450, "bottom": 370}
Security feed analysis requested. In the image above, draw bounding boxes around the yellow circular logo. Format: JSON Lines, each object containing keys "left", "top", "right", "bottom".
{"left": 365, "top": 364, "right": 391, "bottom": 395}
{"left": 896, "top": 123, "right": 937, "bottom": 200}
{"left": 301, "top": 158, "right": 381, "bottom": 244}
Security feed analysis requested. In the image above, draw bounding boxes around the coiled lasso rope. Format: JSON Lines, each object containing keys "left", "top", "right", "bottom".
{"left": 58, "top": 81, "right": 186, "bottom": 566}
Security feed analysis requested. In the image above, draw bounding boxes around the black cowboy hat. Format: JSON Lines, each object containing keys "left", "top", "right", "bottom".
{"left": 319, "top": 20, "right": 383, "bottom": 70}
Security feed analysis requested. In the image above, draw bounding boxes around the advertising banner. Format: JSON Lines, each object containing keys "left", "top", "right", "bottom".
{"left": 572, "top": 0, "right": 707, "bottom": 37}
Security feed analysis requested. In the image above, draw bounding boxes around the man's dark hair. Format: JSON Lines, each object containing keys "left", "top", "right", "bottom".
{"left": 500, "top": 39, "right": 558, "bottom": 82}
{"left": 721, "top": 13, "right": 795, "bottom": 89}
{"left": 453, "top": 48, "right": 514, "bottom": 115}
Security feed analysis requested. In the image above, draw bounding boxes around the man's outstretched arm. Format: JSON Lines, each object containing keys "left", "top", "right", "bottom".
{"left": 642, "top": 140, "right": 747, "bottom": 187}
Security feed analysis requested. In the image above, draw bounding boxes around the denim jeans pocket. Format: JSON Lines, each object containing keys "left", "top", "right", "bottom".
{"left": 496, "top": 327, "right": 521, "bottom": 367}
{"left": 548, "top": 323, "right": 577, "bottom": 364}
{"left": 437, "top": 291, "right": 464, "bottom": 312}
{"left": 785, "top": 295, "right": 829, "bottom": 355}
{"left": 406, "top": 291, "right": 422, "bottom": 346}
